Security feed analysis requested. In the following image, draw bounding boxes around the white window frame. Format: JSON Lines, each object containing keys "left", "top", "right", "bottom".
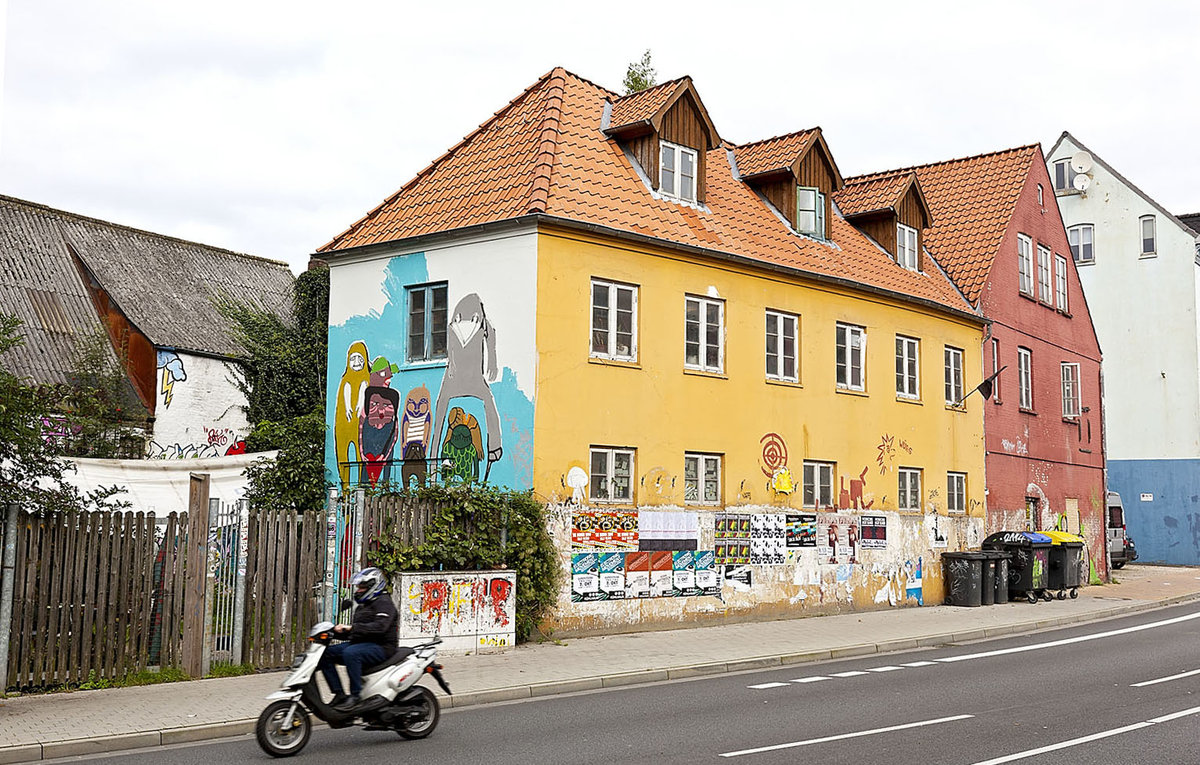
{"left": 1052, "top": 160, "right": 1077, "bottom": 192}
{"left": 836, "top": 323, "right": 866, "bottom": 391}
{"left": 944, "top": 345, "right": 964, "bottom": 406}
{"left": 947, "top": 472, "right": 967, "bottom": 515}
{"left": 1037, "top": 184, "right": 1044, "bottom": 206}
{"left": 589, "top": 447, "right": 635, "bottom": 503}
{"left": 897, "top": 223, "right": 919, "bottom": 270}
{"left": 796, "top": 186, "right": 826, "bottom": 240}
{"left": 685, "top": 295, "right": 725, "bottom": 373}
{"left": 1018, "top": 347, "right": 1033, "bottom": 410}
{"left": 1068, "top": 224, "right": 1094, "bottom": 264}
{"left": 590, "top": 279, "right": 638, "bottom": 361}
{"left": 1140, "top": 215, "right": 1157, "bottom": 256}
{"left": 1017, "top": 234, "right": 1034, "bottom": 296}
{"left": 991, "top": 338, "right": 1002, "bottom": 404}
{"left": 898, "top": 468, "right": 922, "bottom": 513}
{"left": 802, "top": 461, "right": 835, "bottom": 509}
{"left": 1037, "top": 244, "right": 1053, "bottom": 304}
{"left": 895, "top": 335, "right": 920, "bottom": 399}
{"left": 765, "top": 309, "right": 799, "bottom": 383}
{"left": 684, "top": 453, "right": 722, "bottom": 505}
{"left": 660, "top": 140, "right": 698, "bottom": 203}
{"left": 1055, "top": 255, "right": 1069, "bottom": 312}
{"left": 1061, "top": 362, "right": 1081, "bottom": 419}
{"left": 407, "top": 282, "right": 449, "bottom": 363}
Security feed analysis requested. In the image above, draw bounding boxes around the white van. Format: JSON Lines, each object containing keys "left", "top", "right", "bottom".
{"left": 1107, "top": 491, "right": 1138, "bottom": 569}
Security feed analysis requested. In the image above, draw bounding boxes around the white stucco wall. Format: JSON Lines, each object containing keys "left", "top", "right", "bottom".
{"left": 149, "top": 350, "right": 250, "bottom": 459}
{"left": 1048, "top": 137, "right": 1200, "bottom": 460}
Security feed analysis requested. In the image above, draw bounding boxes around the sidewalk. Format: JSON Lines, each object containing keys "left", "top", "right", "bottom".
{"left": 3, "top": 563, "right": 1199, "bottom": 763}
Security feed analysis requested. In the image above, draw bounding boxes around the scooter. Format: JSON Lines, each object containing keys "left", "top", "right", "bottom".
{"left": 255, "top": 620, "right": 452, "bottom": 757}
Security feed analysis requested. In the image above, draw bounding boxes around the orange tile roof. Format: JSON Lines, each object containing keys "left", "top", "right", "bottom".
{"left": 835, "top": 172, "right": 914, "bottom": 218}
{"left": 849, "top": 146, "right": 1039, "bottom": 305}
{"left": 607, "top": 77, "right": 687, "bottom": 131}
{"left": 733, "top": 130, "right": 817, "bottom": 178}
{"left": 320, "top": 68, "right": 977, "bottom": 318}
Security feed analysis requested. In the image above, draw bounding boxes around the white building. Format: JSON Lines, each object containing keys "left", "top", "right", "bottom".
{"left": 1047, "top": 133, "right": 1200, "bottom": 564}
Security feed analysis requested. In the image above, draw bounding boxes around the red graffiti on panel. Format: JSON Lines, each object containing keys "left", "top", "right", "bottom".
{"left": 422, "top": 580, "right": 449, "bottom": 630}
{"left": 489, "top": 578, "right": 512, "bottom": 626}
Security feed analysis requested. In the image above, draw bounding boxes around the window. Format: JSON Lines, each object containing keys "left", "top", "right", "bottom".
{"left": 947, "top": 473, "right": 967, "bottom": 515}
{"left": 1055, "top": 255, "right": 1069, "bottom": 312}
{"left": 407, "top": 283, "right": 448, "bottom": 363}
{"left": 991, "top": 338, "right": 1002, "bottom": 404}
{"left": 1037, "top": 244, "right": 1052, "bottom": 303}
{"left": 591, "top": 279, "right": 637, "bottom": 361}
{"left": 835, "top": 322, "right": 866, "bottom": 391}
{"left": 802, "top": 461, "right": 834, "bottom": 509}
{"left": 1140, "top": 215, "right": 1156, "bottom": 256}
{"left": 897, "top": 223, "right": 919, "bottom": 270}
{"left": 660, "top": 141, "right": 698, "bottom": 202}
{"left": 797, "top": 187, "right": 826, "bottom": 239}
{"left": 685, "top": 296, "right": 724, "bottom": 373}
{"left": 1068, "top": 224, "right": 1094, "bottom": 264}
{"left": 589, "top": 447, "right": 635, "bottom": 503}
{"left": 765, "top": 310, "right": 799, "bottom": 382}
{"left": 1061, "top": 362, "right": 1081, "bottom": 418}
{"left": 1018, "top": 347, "right": 1033, "bottom": 410}
{"left": 898, "top": 468, "right": 922, "bottom": 513}
{"left": 895, "top": 335, "right": 920, "bottom": 399}
{"left": 1037, "top": 184, "right": 1044, "bottom": 206}
{"left": 684, "top": 453, "right": 722, "bottom": 505}
{"left": 944, "top": 346, "right": 964, "bottom": 406}
{"left": 1017, "top": 234, "right": 1033, "bottom": 295}
{"left": 1052, "top": 160, "right": 1077, "bottom": 192}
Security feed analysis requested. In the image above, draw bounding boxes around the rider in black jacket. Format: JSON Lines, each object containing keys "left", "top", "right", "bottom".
{"left": 319, "top": 567, "right": 398, "bottom": 711}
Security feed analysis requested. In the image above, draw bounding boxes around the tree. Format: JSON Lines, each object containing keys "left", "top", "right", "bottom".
{"left": 622, "top": 50, "right": 657, "bottom": 95}
{"left": 55, "top": 328, "right": 149, "bottom": 459}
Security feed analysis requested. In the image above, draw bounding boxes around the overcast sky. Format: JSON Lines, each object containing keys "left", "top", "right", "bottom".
{"left": 2, "top": 1, "right": 1197, "bottom": 275}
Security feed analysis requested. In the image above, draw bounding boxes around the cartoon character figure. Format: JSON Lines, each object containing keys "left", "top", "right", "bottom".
{"left": 334, "top": 341, "right": 371, "bottom": 487}
{"left": 440, "top": 407, "right": 484, "bottom": 482}
{"left": 360, "top": 386, "right": 400, "bottom": 487}
{"left": 400, "top": 385, "right": 432, "bottom": 487}
{"left": 430, "top": 295, "right": 503, "bottom": 480}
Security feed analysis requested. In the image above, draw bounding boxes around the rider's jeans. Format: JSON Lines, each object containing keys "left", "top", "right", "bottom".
{"left": 320, "top": 642, "right": 387, "bottom": 696}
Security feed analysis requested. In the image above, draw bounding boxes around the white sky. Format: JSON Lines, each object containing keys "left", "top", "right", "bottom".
{"left": 2, "top": 1, "right": 1197, "bottom": 275}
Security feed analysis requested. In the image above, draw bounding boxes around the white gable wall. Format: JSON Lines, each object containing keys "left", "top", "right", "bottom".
{"left": 148, "top": 350, "right": 249, "bottom": 459}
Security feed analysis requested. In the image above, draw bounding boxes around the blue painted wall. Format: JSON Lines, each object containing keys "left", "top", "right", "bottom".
{"left": 1108, "top": 459, "right": 1200, "bottom": 565}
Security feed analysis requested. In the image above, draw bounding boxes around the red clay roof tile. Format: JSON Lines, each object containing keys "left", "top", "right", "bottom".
{"left": 733, "top": 130, "right": 817, "bottom": 178}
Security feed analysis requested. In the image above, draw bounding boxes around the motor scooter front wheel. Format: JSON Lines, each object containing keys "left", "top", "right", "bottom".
{"left": 395, "top": 685, "right": 440, "bottom": 739}
{"left": 256, "top": 700, "right": 312, "bottom": 757}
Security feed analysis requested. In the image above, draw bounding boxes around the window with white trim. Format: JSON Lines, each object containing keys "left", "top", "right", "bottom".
{"left": 797, "top": 187, "right": 826, "bottom": 239}
{"left": 685, "top": 295, "right": 724, "bottom": 373}
{"left": 1055, "top": 255, "right": 1068, "bottom": 312}
{"left": 1037, "top": 244, "right": 1052, "bottom": 303}
{"left": 897, "top": 223, "right": 919, "bottom": 270}
{"left": 1017, "top": 234, "right": 1033, "bottom": 295}
{"left": 836, "top": 322, "right": 866, "bottom": 391}
{"left": 802, "top": 461, "right": 834, "bottom": 509}
{"left": 1052, "top": 160, "right": 1077, "bottom": 192}
{"left": 765, "top": 310, "right": 799, "bottom": 382}
{"left": 895, "top": 335, "right": 919, "bottom": 399}
{"left": 1037, "top": 184, "right": 1044, "bottom": 206}
{"left": 589, "top": 447, "right": 635, "bottom": 503}
{"left": 898, "top": 468, "right": 922, "bottom": 513}
{"left": 991, "top": 338, "right": 1002, "bottom": 404}
{"left": 944, "top": 345, "right": 964, "bottom": 406}
{"left": 1140, "top": 215, "right": 1156, "bottom": 256}
{"left": 1068, "top": 224, "right": 1094, "bottom": 263}
{"left": 1061, "top": 362, "right": 1081, "bottom": 418}
{"left": 947, "top": 472, "right": 967, "bottom": 515}
{"left": 1018, "top": 347, "right": 1033, "bottom": 410}
{"left": 407, "top": 282, "right": 448, "bottom": 363}
{"left": 684, "top": 453, "right": 722, "bottom": 505}
{"left": 660, "top": 141, "right": 698, "bottom": 202}
{"left": 590, "top": 279, "right": 637, "bottom": 361}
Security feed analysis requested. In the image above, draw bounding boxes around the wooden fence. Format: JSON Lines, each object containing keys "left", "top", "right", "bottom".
{"left": 243, "top": 509, "right": 322, "bottom": 669}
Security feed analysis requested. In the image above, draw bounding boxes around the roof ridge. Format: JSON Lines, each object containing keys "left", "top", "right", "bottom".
{"left": 610, "top": 74, "right": 690, "bottom": 102}
{"left": 848, "top": 143, "right": 1041, "bottom": 183}
{"left": 556, "top": 66, "right": 620, "bottom": 100}
{"left": 734, "top": 126, "right": 821, "bottom": 150}
{"left": 0, "top": 194, "right": 289, "bottom": 268}
{"left": 523, "top": 69, "right": 568, "bottom": 213}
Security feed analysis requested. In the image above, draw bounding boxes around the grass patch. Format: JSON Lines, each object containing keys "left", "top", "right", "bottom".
{"left": 206, "top": 663, "right": 256, "bottom": 679}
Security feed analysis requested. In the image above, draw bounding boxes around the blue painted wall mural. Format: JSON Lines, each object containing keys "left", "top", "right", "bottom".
{"left": 1109, "top": 458, "right": 1200, "bottom": 565}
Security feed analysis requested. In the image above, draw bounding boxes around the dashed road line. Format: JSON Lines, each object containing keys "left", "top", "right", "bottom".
{"left": 719, "top": 714, "right": 974, "bottom": 757}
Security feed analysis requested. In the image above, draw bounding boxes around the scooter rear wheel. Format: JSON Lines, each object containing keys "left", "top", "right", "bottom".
{"left": 256, "top": 700, "right": 311, "bottom": 757}
{"left": 395, "top": 685, "right": 440, "bottom": 739}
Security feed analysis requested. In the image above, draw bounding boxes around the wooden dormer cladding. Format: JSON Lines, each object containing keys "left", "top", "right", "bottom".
{"left": 836, "top": 173, "right": 934, "bottom": 269}
{"left": 733, "top": 129, "right": 843, "bottom": 233}
{"left": 605, "top": 77, "right": 720, "bottom": 203}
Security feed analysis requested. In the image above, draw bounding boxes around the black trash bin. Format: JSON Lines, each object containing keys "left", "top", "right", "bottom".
{"left": 980, "top": 552, "right": 996, "bottom": 606}
{"left": 1045, "top": 530, "right": 1085, "bottom": 599}
{"left": 942, "top": 551, "right": 985, "bottom": 607}
{"left": 989, "top": 550, "right": 1011, "bottom": 604}
{"left": 982, "top": 531, "right": 1052, "bottom": 603}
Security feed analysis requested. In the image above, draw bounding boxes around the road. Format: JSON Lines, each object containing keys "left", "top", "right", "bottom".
{"left": 67, "top": 602, "right": 1200, "bottom": 764}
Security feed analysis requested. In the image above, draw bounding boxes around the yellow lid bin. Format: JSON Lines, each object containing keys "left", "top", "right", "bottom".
{"left": 1042, "top": 531, "right": 1085, "bottom": 598}
{"left": 1043, "top": 530, "right": 1085, "bottom": 546}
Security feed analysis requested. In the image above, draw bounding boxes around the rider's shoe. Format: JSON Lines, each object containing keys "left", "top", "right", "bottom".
{"left": 333, "top": 694, "right": 360, "bottom": 712}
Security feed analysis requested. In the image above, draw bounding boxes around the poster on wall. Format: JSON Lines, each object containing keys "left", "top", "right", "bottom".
{"left": 571, "top": 552, "right": 602, "bottom": 602}
{"left": 571, "top": 511, "right": 639, "bottom": 551}
{"left": 598, "top": 552, "right": 626, "bottom": 599}
{"left": 638, "top": 511, "right": 698, "bottom": 551}
{"left": 649, "top": 551, "right": 674, "bottom": 597}
{"left": 695, "top": 550, "right": 719, "bottom": 597}
{"left": 724, "top": 565, "right": 752, "bottom": 592}
{"left": 672, "top": 549, "right": 698, "bottom": 597}
{"left": 624, "top": 551, "right": 651, "bottom": 599}
{"left": 818, "top": 519, "right": 857, "bottom": 564}
{"left": 860, "top": 515, "right": 887, "bottom": 549}
{"left": 715, "top": 513, "right": 751, "bottom": 565}
{"left": 786, "top": 514, "right": 817, "bottom": 547}
{"left": 751, "top": 513, "right": 786, "bottom": 564}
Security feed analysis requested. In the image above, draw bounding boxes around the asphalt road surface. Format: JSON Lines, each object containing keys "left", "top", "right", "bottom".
{"left": 66, "top": 602, "right": 1200, "bottom": 764}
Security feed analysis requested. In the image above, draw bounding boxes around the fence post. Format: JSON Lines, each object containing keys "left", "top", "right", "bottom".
{"left": 353, "top": 488, "right": 365, "bottom": 572}
{"left": 232, "top": 499, "right": 249, "bottom": 664}
{"left": 200, "top": 497, "right": 221, "bottom": 676}
{"left": 0, "top": 504, "right": 18, "bottom": 691}
{"left": 182, "top": 473, "right": 211, "bottom": 678}
{"left": 322, "top": 488, "right": 338, "bottom": 621}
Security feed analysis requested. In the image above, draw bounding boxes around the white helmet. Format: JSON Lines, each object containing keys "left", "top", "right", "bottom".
{"left": 350, "top": 567, "right": 386, "bottom": 604}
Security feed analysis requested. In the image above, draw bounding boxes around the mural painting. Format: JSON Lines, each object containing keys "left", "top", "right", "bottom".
{"left": 398, "top": 571, "right": 516, "bottom": 652}
{"left": 400, "top": 385, "right": 432, "bottom": 487}
{"left": 334, "top": 341, "right": 370, "bottom": 487}
{"left": 157, "top": 350, "right": 187, "bottom": 409}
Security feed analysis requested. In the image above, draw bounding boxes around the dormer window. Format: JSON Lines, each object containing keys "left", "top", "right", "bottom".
{"left": 660, "top": 141, "right": 697, "bottom": 202}
{"left": 797, "top": 187, "right": 826, "bottom": 239}
{"left": 897, "top": 223, "right": 919, "bottom": 270}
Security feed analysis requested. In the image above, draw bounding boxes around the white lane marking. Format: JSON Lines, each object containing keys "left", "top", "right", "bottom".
{"left": 937, "top": 608, "right": 1200, "bottom": 665}
{"left": 719, "top": 714, "right": 973, "bottom": 758}
{"left": 1131, "top": 667, "right": 1200, "bottom": 687}
{"left": 868, "top": 665, "right": 903, "bottom": 672}
{"left": 970, "top": 706, "right": 1200, "bottom": 765}
{"left": 902, "top": 661, "right": 936, "bottom": 667}
{"left": 832, "top": 670, "right": 867, "bottom": 677}
{"left": 747, "top": 682, "right": 789, "bottom": 689}
{"left": 790, "top": 676, "right": 830, "bottom": 683}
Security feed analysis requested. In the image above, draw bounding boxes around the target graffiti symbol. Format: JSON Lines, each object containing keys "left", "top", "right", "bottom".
{"left": 760, "top": 433, "right": 788, "bottom": 477}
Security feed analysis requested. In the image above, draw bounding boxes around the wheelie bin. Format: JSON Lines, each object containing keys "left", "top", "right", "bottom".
{"left": 982, "top": 531, "right": 1052, "bottom": 603}
{"left": 991, "top": 550, "right": 1011, "bottom": 604}
{"left": 942, "top": 551, "right": 985, "bottom": 607}
{"left": 1044, "top": 530, "right": 1085, "bottom": 599}
{"left": 979, "top": 551, "right": 996, "bottom": 606}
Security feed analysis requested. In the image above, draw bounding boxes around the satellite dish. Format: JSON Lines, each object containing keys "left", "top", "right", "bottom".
{"left": 1073, "top": 173, "right": 1092, "bottom": 192}
{"left": 1070, "top": 151, "right": 1094, "bottom": 174}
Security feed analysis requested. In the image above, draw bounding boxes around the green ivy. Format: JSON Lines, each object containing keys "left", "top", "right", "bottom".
{"left": 370, "top": 483, "right": 559, "bottom": 643}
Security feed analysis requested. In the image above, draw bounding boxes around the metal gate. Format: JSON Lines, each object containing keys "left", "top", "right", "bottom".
{"left": 203, "top": 499, "right": 249, "bottom": 670}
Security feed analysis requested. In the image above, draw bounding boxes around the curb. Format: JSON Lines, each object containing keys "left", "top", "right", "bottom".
{"left": 3, "top": 593, "right": 1198, "bottom": 763}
